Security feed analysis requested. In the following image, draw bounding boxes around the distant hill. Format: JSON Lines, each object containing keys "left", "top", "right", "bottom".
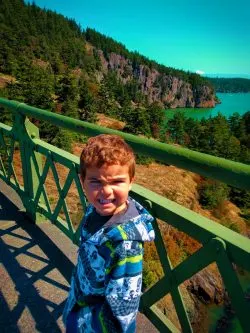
{"left": 0, "top": 0, "right": 216, "bottom": 106}
{"left": 206, "top": 77, "right": 250, "bottom": 93}
{"left": 0, "top": 0, "right": 217, "bottom": 146}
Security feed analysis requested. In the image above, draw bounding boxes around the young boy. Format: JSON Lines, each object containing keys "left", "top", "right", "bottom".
{"left": 63, "top": 134, "right": 155, "bottom": 333}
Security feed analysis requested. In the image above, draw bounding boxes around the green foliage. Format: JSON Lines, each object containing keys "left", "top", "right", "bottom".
{"left": 0, "top": 0, "right": 214, "bottom": 145}
{"left": 163, "top": 112, "right": 249, "bottom": 163}
{"left": 99, "top": 71, "right": 131, "bottom": 109}
{"left": 142, "top": 260, "right": 163, "bottom": 289}
{"left": 0, "top": 87, "right": 13, "bottom": 124}
{"left": 189, "top": 72, "right": 214, "bottom": 90}
{"left": 229, "top": 187, "right": 250, "bottom": 209}
{"left": 207, "top": 77, "right": 250, "bottom": 93}
{"left": 22, "top": 65, "right": 54, "bottom": 109}
{"left": 147, "top": 102, "right": 165, "bottom": 138}
{"left": 219, "top": 218, "right": 241, "bottom": 233}
{"left": 229, "top": 112, "right": 246, "bottom": 139}
{"left": 0, "top": 105, "right": 12, "bottom": 126}
{"left": 243, "top": 111, "right": 250, "bottom": 135}
{"left": 122, "top": 107, "right": 151, "bottom": 136}
{"left": 5, "top": 62, "right": 54, "bottom": 110}
{"left": 97, "top": 79, "right": 118, "bottom": 117}
{"left": 85, "top": 28, "right": 129, "bottom": 60}
{"left": 198, "top": 180, "right": 229, "bottom": 209}
{"left": 161, "top": 111, "right": 250, "bottom": 212}
{"left": 78, "top": 78, "right": 97, "bottom": 123}
{"left": 135, "top": 154, "right": 154, "bottom": 165}
{"left": 62, "top": 99, "right": 78, "bottom": 119}
{"left": 166, "top": 112, "right": 186, "bottom": 144}
{"left": 0, "top": 0, "right": 85, "bottom": 75}
{"left": 207, "top": 114, "right": 240, "bottom": 159}
{"left": 51, "top": 128, "right": 74, "bottom": 152}
{"left": 182, "top": 117, "right": 202, "bottom": 149}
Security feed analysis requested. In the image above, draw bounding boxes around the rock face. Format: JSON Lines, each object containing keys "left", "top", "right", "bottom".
{"left": 97, "top": 50, "right": 216, "bottom": 108}
{"left": 187, "top": 266, "right": 224, "bottom": 305}
{"left": 155, "top": 266, "right": 225, "bottom": 333}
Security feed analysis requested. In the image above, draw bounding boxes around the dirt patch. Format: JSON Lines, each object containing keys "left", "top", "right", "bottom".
{"left": 96, "top": 113, "right": 126, "bottom": 130}
{"left": 32, "top": 59, "right": 50, "bottom": 69}
{"left": 135, "top": 163, "right": 200, "bottom": 209}
{"left": 0, "top": 73, "right": 16, "bottom": 88}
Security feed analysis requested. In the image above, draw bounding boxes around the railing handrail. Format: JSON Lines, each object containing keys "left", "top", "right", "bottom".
{"left": 1, "top": 97, "right": 250, "bottom": 332}
{"left": 1, "top": 98, "right": 250, "bottom": 190}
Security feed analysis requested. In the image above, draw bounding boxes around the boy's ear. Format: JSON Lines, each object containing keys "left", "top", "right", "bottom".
{"left": 129, "top": 177, "right": 135, "bottom": 191}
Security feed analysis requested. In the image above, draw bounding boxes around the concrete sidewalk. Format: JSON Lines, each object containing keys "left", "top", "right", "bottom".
{"left": 0, "top": 180, "right": 77, "bottom": 332}
{"left": 0, "top": 180, "right": 158, "bottom": 333}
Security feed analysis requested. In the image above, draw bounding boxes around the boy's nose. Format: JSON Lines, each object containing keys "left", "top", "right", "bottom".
{"left": 101, "top": 185, "right": 112, "bottom": 195}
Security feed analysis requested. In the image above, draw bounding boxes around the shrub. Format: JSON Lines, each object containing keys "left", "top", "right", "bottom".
{"left": 229, "top": 187, "right": 250, "bottom": 209}
{"left": 198, "top": 180, "right": 229, "bottom": 209}
{"left": 142, "top": 260, "right": 163, "bottom": 290}
{"left": 135, "top": 153, "right": 154, "bottom": 165}
{"left": 220, "top": 218, "right": 241, "bottom": 233}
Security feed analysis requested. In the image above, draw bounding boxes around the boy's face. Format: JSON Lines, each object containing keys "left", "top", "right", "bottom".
{"left": 82, "top": 163, "right": 133, "bottom": 216}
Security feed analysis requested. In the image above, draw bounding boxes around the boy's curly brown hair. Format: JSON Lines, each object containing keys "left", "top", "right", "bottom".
{"left": 80, "top": 134, "right": 135, "bottom": 180}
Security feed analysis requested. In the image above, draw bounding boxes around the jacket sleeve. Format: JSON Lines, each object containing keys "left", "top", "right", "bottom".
{"left": 103, "top": 240, "right": 144, "bottom": 332}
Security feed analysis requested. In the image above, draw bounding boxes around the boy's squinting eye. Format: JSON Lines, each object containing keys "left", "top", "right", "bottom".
{"left": 113, "top": 180, "right": 124, "bottom": 184}
{"left": 89, "top": 180, "right": 101, "bottom": 184}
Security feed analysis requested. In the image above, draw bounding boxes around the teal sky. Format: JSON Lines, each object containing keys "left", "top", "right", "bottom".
{"left": 29, "top": 0, "right": 250, "bottom": 78}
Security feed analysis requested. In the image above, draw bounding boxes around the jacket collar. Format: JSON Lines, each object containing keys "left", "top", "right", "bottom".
{"left": 81, "top": 198, "right": 155, "bottom": 245}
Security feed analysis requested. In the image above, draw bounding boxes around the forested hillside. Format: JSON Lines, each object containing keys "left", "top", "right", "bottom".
{"left": 207, "top": 77, "right": 250, "bottom": 92}
{"left": 162, "top": 111, "right": 250, "bottom": 218}
{"left": 0, "top": 0, "right": 217, "bottom": 147}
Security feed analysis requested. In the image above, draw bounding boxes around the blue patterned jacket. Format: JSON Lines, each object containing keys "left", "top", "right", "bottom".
{"left": 63, "top": 197, "right": 155, "bottom": 332}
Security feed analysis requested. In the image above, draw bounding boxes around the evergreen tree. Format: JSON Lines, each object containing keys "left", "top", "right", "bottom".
{"left": 198, "top": 180, "right": 229, "bottom": 209}
{"left": 167, "top": 112, "right": 186, "bottom": 144}
{"left": 147, "top": 102, "right": 164, "bottom": 138}
{"left": 78, "top": 78, "right": 97, "bottom": 122}
{"left": 98, "top": 80, "right": 117, "bottom": 117}
{"left": 228, "top": 113, "right": 246, "bottom": 140}
{"left": 242, "top": 111, "right": 250, "bottom": 135}
{"left": 123, "top": 106, "right": 151, "bottom": 136}
{"left": 208, "top": 114, "right": 228, "bottom": 156}
{"left": 184, "top": 118, "right": 202, "bottom": 149}
{"left": 15, "top": 63, "right": 54, "bottom": 109}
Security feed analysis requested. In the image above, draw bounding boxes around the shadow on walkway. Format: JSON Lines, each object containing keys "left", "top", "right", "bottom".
{"left": 0, "top": 182, "right": 77, "bottom": 333}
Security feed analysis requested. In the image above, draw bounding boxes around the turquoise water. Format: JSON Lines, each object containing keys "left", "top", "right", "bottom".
{"left": 165, "top": 93, "right": 250, "bottom": 120}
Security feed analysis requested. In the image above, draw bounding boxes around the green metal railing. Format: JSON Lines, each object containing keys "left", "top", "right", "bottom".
{"left": 0, "top": 98, "right": 250, "bottom": 332}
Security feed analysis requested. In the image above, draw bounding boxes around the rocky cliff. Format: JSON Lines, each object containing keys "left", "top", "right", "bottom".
{"left": 97, "top": 49, "right": 216, "bottom": 108}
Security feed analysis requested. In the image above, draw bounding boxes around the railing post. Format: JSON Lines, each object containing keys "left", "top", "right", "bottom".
{"left": 13, "top": 111, "right": 44, "bottom": 223}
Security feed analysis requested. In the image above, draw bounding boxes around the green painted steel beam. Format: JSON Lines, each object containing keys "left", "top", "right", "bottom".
{"left": 33, "top": 138, "right": 79, "bottom": 169}
{"left": 0, "top": 123, "right": 12, "bottom": 132}
{"left": 141, "top": 238, "right": 218, "bottom": 308}
{"left": 151, "top": 219, "right": 192, "bottom": 332}
{"left": 215, "top": 238, "right": 250, "bottom": 332}
{"left": 0, "top": 98, "right": 250, "bottom": 190}
{"left": 144, "top": 305, "right": 181, "bottom": 333}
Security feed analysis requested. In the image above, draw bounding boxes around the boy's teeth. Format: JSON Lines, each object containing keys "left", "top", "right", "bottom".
{"left": 100, "top": 199, "right": 113, "bottom": 204}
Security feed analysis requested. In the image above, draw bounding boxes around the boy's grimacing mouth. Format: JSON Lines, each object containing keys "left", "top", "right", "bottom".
{"left": 98, "top": 198, "right": 116, "bottom": 205}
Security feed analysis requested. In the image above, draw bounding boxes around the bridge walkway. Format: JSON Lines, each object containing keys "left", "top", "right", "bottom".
{"left": 0, "top": 180, "right": 157, "bottom": 332}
